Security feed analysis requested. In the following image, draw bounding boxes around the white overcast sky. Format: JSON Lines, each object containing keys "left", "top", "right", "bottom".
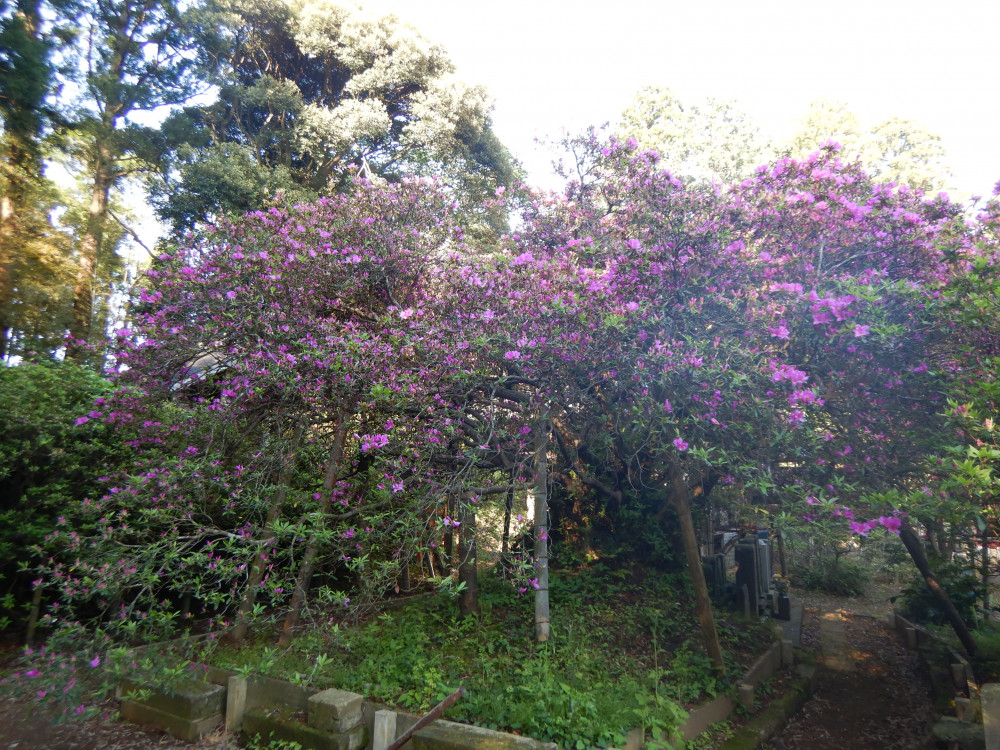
{"left": 365, "top": 0, "right": 1000, "bottom": 199}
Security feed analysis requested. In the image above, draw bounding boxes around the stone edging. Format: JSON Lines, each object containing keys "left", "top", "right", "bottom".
{"left": 118, "top": 630, "right": 800, "bottom": 748}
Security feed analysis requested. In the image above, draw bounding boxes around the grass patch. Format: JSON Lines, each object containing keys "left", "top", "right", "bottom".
{"left": 208, "top": 564, "right": 772, "bottom": 749}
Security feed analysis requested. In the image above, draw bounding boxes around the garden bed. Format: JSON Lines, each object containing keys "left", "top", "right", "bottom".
{"left": 118, "top": 564, "right": 788, "bottom": 748}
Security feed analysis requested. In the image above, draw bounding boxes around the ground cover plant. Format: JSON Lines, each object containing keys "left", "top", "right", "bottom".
{"left": 206, "top": 565, "right": 773, "bottom": 748}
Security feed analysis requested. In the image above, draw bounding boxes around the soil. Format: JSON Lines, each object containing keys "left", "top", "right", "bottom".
{"left": 0, "top": 583, "right": 940, "bottom": 749}
{"left": 0, "top": 698, "right": 238, "bottom": 749}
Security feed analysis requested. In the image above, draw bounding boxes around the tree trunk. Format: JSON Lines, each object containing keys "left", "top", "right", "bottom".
{"left": 399, "top": 556, "right": 410, "bottom": 592}
{"left": 68, "top": 151, "right": 112, "bottom": 359}
{"left": 444, "top": 495, "right": 455, "bottom": 568}
{"left": 458, "top": 501, "right": 478, "bottom": 616}
{"left": 502, "top": 470, "right": 515, "bottom": 555}
{"left": 25, "top": 583, "right": 43, "bottom": 648}
{"left": 670, "top": 457, "right": 726, "bottom": 675}
{"left": 982, "top": 526, "right": 991, "bottom": 617}
{"left": 229, "top": 425, "right": 304, "bottom": 644}
{"left": 899, "top": 522, "right": 979, "bottom": 659}
{"left": 776, "top": 530, "right": 789, "bottom": 578}
{"left": 279, "top": 413, "right": 350, "bottom": 645}
{"left": 533, "top": 420, "right": 550, "bottom": 642}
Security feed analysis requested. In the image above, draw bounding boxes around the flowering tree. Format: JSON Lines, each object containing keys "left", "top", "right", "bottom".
{"left": 26, "top": 131, "right": 1000, "bottom": 699}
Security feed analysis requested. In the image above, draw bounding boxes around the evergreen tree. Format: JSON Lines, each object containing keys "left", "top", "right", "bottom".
{"left": 151, "top": 0, "right": 519, "bottom": 239}
{"left": 0, "top": 0, "right": 68, "bottom": 359}
{"left": 59, "top": 0, "right": 201, "bottom": 358}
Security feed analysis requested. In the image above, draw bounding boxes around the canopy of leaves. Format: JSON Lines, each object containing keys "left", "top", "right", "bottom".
{"left": 152, "top": 0, "right": 520, "bottom": 237}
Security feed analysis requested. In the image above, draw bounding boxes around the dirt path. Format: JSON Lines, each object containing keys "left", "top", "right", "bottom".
{"left": 772, "top": 591, "right": 937, "bottom": 749}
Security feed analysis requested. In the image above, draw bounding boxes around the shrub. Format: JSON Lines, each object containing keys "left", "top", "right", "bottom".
{"left": 793, "top": 557, "right": 870, "bottom": 597}
{"left": 0, "top": 361, "right": 122, "bottom": 630}
{"left": 898, "top": 562, "right": 981, "bottom": 627}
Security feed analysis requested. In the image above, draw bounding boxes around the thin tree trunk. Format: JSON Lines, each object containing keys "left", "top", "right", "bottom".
{"left": 399, "top": 555, "right": 410, "bottom": 592}
{"left": 444, "top": 496, "right": 455, "bottom": 568}
{"left": 982, "top": 526, "right": 990, "bottom": 617}
{"left": 229, "top": 425, "right": 304, "bottom": 644}
{"left": 458, "top": 501, "right": 478, "bottom": 616}
{"left": 502, "top": 478, "right": 514, "bottom": 555}
{"left": 278, "top": 414, "right": 350, "bottom": 645}
{"left": 533, "top": 419, "right": 550, "bottom": 642}
{"left": 776, "top": 530, "right": 789, "bottom": 578}
{"left": 25, "top": 584, "right": 42, "bottom": 648}
{"left": 670, "top": 457, "right": 726, "bottom": 676}
{"left": 899, "top": 522, "right": 979, "bottom": 660}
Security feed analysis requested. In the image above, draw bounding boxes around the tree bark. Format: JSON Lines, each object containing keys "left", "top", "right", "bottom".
{"left": 669, "top": 457, "right": 726, "bottom": 675}
{"left": 981, "top": 526, "right": 990, "bottom": 617}
{"left": 444, "top": 495, "right": 455, "bottom": 567}
{"left": 533, "top": 419, "right": 550, "bottom": 642}
{"left": 776, "top": 529, "right": 789, "bottom": 578}
{"left": 899, "top": 522, "right": 979, "bottom": 659}
{"left": 25, "top": 583, "right": 43, "bottom": 648}
{"left": 229, "top": 424, "right": 304, "bottom": 644}
{"left": 278, "top": 413, "right": 350, "bottom": 645}
{"left": 68, "top": 152, "right": 112, "bottom": 358}
{"left": 457, "top": 501, "right": 478, "bottom": 616}
{"left": 502, "top": 480, "right": 514, "bottom": 555}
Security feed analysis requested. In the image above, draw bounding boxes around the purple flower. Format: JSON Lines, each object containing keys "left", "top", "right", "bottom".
{"left": 771, "top": 364, "right": 809, "bottom": 385}
{"left": 673, "top": 437, "right": 689, "bottom": 451}
{"left": 853, "top": 324, "right": 870, "bottom": 337}
{"left": 880, "top": 516, "right": 902, "bottom": 534}
{"left": 504, "top": 350, "right": 521, "bottom": 360}
{"left": 360, "top": 433, "right": 390, "bottom": 452}
{"left": 75, "top": 417, "right": 90, "bottom": 426}
{"left": 89, "top": 656, "right": 100, "bottom": 668}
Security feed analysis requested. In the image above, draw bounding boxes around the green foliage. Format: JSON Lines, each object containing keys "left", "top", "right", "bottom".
{"left": 246, "top": 736, "right": 304, "bottom": 750}
{"left": 0, "top": 361, "right": 121, "bottom": 626}
{"left": 618, "top": 86, "right": 773, "bottom": 184}
{"left": 972, "top": 624, "right": 1000, "bottom": 682}
{"left": 786, "top": 99, "right": 953, "bottom": 191}
{"left": 207, "top": 566, "right": 765, "bottom": 749}
{"left": 793, "top": 558, "right": 870, "bottom": 597}
{"left": 153, "top": 0, "right": 519, "bottom": 238}
{"left": 899, "top": 563, "right": 982, "bottom": 628}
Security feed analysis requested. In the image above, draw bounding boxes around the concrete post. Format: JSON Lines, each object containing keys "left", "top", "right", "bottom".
{"left": 983, "top": 684, "right": 1000, "bottom": 749}
{"left": 951, "top": 663, "right": 968, "bottom": 688}
{"left": 225, "top": 676, "right": 248, "bottom": 732}
{"left": 781, "top": 639, "right": 794, "bottom": 668}
{"left": 373, "top": 709, "right": 397, "bottom": 750}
